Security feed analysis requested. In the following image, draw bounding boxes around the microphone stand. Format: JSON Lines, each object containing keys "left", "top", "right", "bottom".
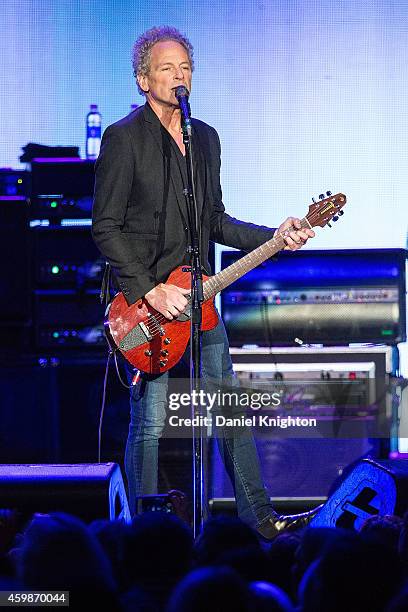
{"left": 180, "top": 108, "right": 206, "bottom": 538}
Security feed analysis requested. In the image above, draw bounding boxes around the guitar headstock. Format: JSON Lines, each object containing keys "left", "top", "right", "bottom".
{"left": 307, "top": 192, "right": 347, "bottom": 228}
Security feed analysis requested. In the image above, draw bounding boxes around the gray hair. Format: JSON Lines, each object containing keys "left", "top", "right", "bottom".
{"left": 132, "top": 26, "right": 194, "bottom": 96}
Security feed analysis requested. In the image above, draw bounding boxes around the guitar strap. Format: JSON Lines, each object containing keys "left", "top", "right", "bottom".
{"left": 100, "top": 261, "right": 112, "bottom": 306}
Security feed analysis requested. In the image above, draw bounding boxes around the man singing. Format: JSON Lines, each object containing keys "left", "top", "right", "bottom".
{"left": 92, "top": 25, "right": 317, "bottom": 539}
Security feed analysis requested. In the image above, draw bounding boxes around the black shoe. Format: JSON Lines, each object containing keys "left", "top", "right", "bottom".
{"left": 257, "top": 504, "right": 324, "bottom": 541}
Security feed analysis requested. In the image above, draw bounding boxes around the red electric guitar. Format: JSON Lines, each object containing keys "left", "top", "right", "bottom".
{"left": 105, "top": 192, "right": 347, "bottom": 374}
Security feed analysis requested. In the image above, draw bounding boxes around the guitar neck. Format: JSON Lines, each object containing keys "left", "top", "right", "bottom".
{"left": 203, "top": 217, "right": 310, "bottom": 301}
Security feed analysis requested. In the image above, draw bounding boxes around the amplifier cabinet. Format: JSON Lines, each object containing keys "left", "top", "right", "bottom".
{"left": 221, "top": 249, "right": 406, "bottom": 346}
{"left": 31, "top": 226, "right": 103, "bottom": 289}
{"left": 34, "top": 289, "right": 105, "bottom": 349}
{"left": 210, "top": 346, "right": 393, "bottom": 500}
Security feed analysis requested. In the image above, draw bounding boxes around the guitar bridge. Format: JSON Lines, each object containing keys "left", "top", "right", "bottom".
{"left": 139, "top": 321, "right": 153, "bottom": 341}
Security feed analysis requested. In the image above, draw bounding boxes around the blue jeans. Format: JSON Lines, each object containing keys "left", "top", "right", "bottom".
{"left": 124, "top": 317, "right": 274, "bottom": 528}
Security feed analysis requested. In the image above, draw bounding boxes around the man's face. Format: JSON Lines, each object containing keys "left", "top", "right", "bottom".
{"left": 138, "top": 40, "right": 192, "bottom": 108}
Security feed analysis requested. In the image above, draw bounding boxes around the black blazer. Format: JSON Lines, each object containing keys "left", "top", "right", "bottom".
{"left": 92, "top": 102, "right": 275, "bottom": 305}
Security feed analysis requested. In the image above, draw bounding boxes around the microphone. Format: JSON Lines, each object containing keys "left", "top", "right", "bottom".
{"left": 174, "top": 85, "right": 192, "bottom": 136}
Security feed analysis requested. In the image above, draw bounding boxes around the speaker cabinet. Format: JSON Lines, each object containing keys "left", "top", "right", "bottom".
{"left": 211, "top": 437, "right": 375, "bottom": 499}
{"left": 0, "top": 463, "right": 130, "bottom": 523}
{"left": 0, "top": 357, "right": 129, "bottom": 465}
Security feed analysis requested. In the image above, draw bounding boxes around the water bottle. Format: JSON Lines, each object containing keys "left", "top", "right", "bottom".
{"left": 86, "top": 104, "right": 101, "bottom": 159}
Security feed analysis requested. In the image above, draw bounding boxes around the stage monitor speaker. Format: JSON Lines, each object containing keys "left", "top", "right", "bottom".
{"left": 0, "top": 463, "right": 131, "bottom": 524}
{"left": 311, "top": 458, "right": 408, "bottom": 529}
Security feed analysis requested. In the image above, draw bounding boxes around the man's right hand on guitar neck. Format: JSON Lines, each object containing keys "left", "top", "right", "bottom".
{"left": 145, "top": 283, "right": 190, "bottom": 320}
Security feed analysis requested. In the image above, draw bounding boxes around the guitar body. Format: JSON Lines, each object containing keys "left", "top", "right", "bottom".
{"left": 106, "top": 266, "right": 219, "bottom": 375}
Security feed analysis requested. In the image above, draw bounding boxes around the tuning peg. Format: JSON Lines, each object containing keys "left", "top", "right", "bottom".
{"left": 332, "top": 216, "right": 338, "bottom": 222}
{"left": 338, "top": 210, "right": 344, "bottom": 216}
{"left": 326, "top": 191, "right": 332, "bottom": 196}
{"left": 312, "top": 197, "right": 316, "bottom": 203}
{"left": 319, "top": 194, "right": 325, "bottom": 200}
{"left": 327, "top": 222, "right": 332, "bottom": 228}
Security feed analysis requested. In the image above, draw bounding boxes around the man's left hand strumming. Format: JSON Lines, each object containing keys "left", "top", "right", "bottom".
{"left": 276, "top": 216, "right": 315, "bottom": 250}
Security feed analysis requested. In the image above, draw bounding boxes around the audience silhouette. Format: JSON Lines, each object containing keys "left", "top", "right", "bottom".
{"left": 1, "top": 507, "right": 408, "bottom": 611}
